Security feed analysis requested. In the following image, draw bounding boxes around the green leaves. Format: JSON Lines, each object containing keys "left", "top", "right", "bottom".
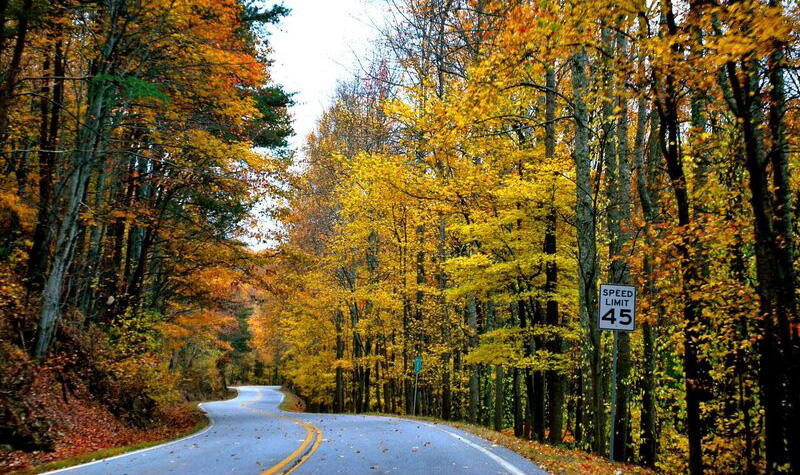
{"left": 93, "top": 74, "right": 170, "bottom": 103}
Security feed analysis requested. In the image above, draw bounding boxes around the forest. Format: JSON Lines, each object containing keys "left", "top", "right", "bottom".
{"left": 0, "top": 0, "right": 291, "bottom": 471}
{"left": 1, "top": 0, "right": 799, "bottom": 474}
{"left": 249, "top": 1, "right": 800, "bottom": 474}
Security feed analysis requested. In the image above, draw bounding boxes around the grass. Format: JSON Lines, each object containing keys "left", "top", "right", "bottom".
{"left": 9, "top": 393, "right": 237, "bottom": 475}
{"left": 277, "top": 386, "right": 305, "bottom": 412}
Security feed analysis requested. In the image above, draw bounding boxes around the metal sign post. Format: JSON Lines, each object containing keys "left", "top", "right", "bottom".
{"left": 610, "top": 330, "right": 619, "bottom": 462}
{"left": 598, "top": 283, "right": 636, "bottom": 463}
{"left": 412, "top": 356, "right": 422, "bottom": 416}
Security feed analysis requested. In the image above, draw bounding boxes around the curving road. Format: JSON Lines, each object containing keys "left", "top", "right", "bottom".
{"left": 47, "top": 386, "right": 548, "bottom": 475}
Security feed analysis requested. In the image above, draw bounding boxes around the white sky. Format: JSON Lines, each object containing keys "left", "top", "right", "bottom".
{"left": 250, "top": 1, "right": 384, "bottom": 249}
{"left": 265, "top": 0, "right": 384, "bottom": 154}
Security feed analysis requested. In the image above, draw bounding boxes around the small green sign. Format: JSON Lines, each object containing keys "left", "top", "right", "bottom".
{"left": 414, "top": 356, "right": 422, "bottom": 374}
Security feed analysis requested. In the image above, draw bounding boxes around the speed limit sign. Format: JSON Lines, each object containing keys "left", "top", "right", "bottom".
{"left": 598, "top": 284, "right": 636, "bottom": 332}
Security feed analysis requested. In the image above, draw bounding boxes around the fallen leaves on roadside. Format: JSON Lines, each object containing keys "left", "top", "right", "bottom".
{"left": 442, "top": 422, "right": 658, "bottom": 475}
{"left": 0, "top": 373, "right": 200, "bottom": 473}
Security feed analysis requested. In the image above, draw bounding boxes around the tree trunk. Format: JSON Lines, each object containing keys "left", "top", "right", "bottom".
{"left": 532, "top": 299, "right": 545, "bottom": 442}
{"left": 467, "top": 296, "right": 479, "bottom": 423}
{"left": 722, "top": 19, "right": 799, "bottom": 468}
{"left": 519, "top": 297, "right": 534, "bottom": 439}
{"left": 635, "top": 99, "right": 659, "bottom": 468}
{"left": 543, "top": 64, "right": 563, "bottom": 444}
{"left": 437, "top": 213, "right": 451, "bottom": 420}
{"left": 610, "top": 25, "right": 633, "bottom": 461}
{"left": 494, "top": 364, "right": 504, "bottom": 432}
{"left": 34, "top": 75, "right": 114, "bottom": 357}
{"left": 513, "top": 366, "right": 522, "bottom": 437}
{"left": 26, "top": 37, "right": 64, "bottom": 292}
{"left": 657, "top": 3, "right": 706, "bottom": 471}
{"left": 0, "top": 0, "right": 33, "bottom": 140}
{"left": 764, "top": 6, "right": 800, "bottom": 464}
{"left": 335, "top": 309, "right": 345, "bottom": 412}
{"left": 572, "top": 47, "right": 603, "bottom": 453}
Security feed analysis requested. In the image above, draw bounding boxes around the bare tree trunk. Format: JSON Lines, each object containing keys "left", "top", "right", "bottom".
{"left": 0, "top": 0, "right": 33, "bottom": 140}
{"left": 610, "top": 24, "right": 633, "bottom": 461}
{"left": 494, "top": 364, "right": 504, "bottom": 431}
{"left": 635, "top": 98, "right": 659, "bottom": 468}
{"left": 467, "top": 295, "right": 479, "bottom": 423}
{"left": 543, "top": 64, "right": 563, "bottom": 444}
{"left": 656, "top": 3, "right": 706, "bottom": 472}
{"left": 27, "top": 38, "right": 64, "bottom": 292}
{"left": 572, "top": 47, "right": 603, "bottom": 453}
{"left": 34, "top": 70, "right": 116, "bottom": 357}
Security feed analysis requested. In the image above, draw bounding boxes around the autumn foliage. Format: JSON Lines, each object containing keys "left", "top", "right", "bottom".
{"left": 0, "top": 0, "right": 289, "bottom": 470}
{"left": 251, "top": 1, "right": 800, "bottom": 475}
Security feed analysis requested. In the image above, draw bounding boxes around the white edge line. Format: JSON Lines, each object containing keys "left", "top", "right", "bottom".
{"left": 274, "top": 387, "right": 286, "bottom": 411}
{"left": 43, "top": 388, "right": 241, "bottom": 474}
{"left": 276, "top": 397, "right": 538, "bottom": 475}
{"left": 420, "top": 422, "right": 529, "bottom": 475}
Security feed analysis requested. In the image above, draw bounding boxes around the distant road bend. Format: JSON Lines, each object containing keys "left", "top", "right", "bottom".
{"left": 48, "top": 386, "right": 548, "bottom": 475}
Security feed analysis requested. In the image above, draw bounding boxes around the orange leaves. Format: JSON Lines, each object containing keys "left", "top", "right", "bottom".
{"left": 128, "top": 0, "right": 266, "bottom": 134}
{"left": 0, "top": 368, "right": 201, "bottom": 473}
{"left": 0, "top": 191, "right": 35, "bottom": 232}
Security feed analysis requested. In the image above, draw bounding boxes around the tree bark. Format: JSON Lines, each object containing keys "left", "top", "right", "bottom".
{"left": 721, "top": 15, "right": 799, "bottom": 467}
{"left": 27, "top": 38, "right": 64, "bottom": 292}
{"left": 610, "top": 25, "right": 633, "bottom": 461}
{"left": 494, "top": 364, "right": 504, "bottom": 432}
{"left": 513, "top": 365, "right": 522, "bottom": 437}
{"left": 34, "top": 68, "right": 116, "bottom": 357}
{"left": 467, "top": 295, "right": 479, "bottom": 423}
{"left": 532, "top": 299, "right": 545, "bottom": 442}
{"left": 572, "top": 47, "right": 603, "bottom": 453}
{"left": 335, "top": 308, "right": 344, "bottom": 412}
{"left": 656, "top": 3, "right": 706, "bottom": 471}
{"left": 0, "top": 0, "right": 33, "bottom": 140}
{"left": 543, "top": 64, "right": 563, "bottom": 444}
{"left": 635, "top": 98, "right": 659, "bottom": 468}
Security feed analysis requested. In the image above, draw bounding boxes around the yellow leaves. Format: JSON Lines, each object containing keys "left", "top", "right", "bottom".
{"left": 464, "top": 327, "right": 572, "bottom": 371}
{"left": 465, "top": 328, "right": 523, "bottom": 366}
{"left": 707, "top": 34, "right": 759, "bottom": 67}
{"left": 332, "top": 359, "right": 353, "bottom": 371}
{"left": 691, "top": 1, "right": 796, "bottom": 71}
{"left": 252, "top": 7, "right": 797, "bottom": 472}
{"left": 0, "top": 190, "right": 35, "bottom": 231}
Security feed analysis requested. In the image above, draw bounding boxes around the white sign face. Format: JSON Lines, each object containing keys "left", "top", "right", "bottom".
{"left": 598, "top": 284, "right": 636, "bottom": 332}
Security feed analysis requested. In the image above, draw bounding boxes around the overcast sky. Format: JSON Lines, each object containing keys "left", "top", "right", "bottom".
{"left": 265, "top": 0, "right": 384, "bottom": 154}
{"left": 251, "top": 1, "right": 384, "bottom": 249}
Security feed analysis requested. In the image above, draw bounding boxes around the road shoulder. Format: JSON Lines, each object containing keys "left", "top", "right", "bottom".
{"left": 280, "top": 387, "right": 656, "bottom": 475}
{"left": 9, "top": 390, "right": 238, "bottom": 475}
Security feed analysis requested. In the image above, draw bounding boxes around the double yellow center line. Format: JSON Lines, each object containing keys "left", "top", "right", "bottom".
{"left": 239, "top": 391, "right": 323, "bottom": 475}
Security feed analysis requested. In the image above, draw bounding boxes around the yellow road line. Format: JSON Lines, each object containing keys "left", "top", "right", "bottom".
{"left": 240, "top": 387, "right": 265, "bottom": 408}
{"left": 285, "top": 422, "right": 323, "bottom": 475}
{"left": 261, "top": 423, "right": 313, "bottom": 475}
{"left": 238, "top": 389, "right": 322, "bottom": 475}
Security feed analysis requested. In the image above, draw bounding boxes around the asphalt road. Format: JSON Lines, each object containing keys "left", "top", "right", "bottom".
{"left": 48, "top": 386, "right": 548, "bottom": 475}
